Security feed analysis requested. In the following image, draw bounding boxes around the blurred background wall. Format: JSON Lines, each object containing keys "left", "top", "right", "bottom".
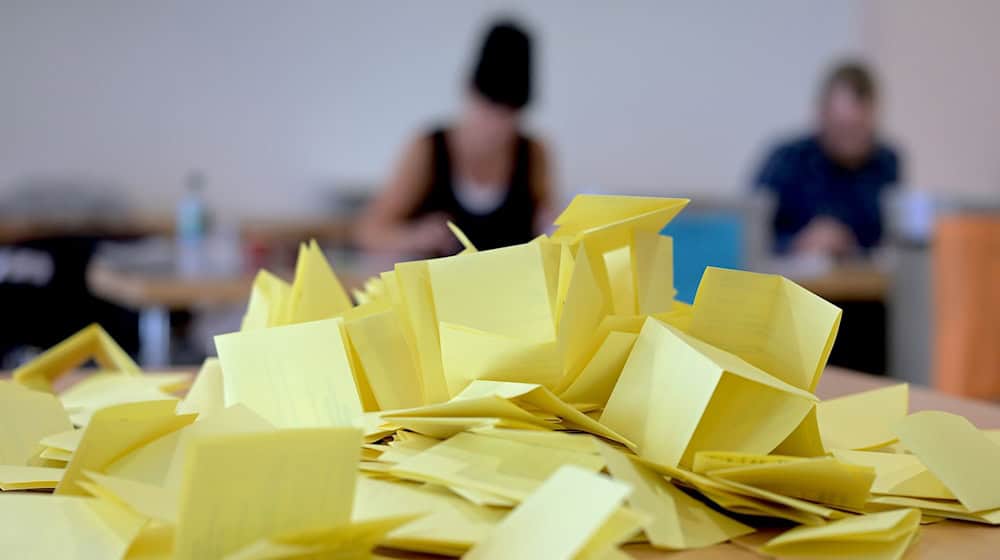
{"left": 2, "top": 0, "right": 863, "bottom": 217}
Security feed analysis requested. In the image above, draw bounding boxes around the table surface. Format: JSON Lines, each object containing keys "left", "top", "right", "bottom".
{"left": 5, "top": 366, "right": 997, "bottom": 558}
{"left": 87, "top": 256, "right": 888, "bottom": 311}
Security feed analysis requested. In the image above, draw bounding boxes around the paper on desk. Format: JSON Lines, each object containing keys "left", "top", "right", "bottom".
{"left": 601, "top": 318, "right": 815, "bottom": 468}
{"left": 817, "top": 384, "right": 908, "bottom": 451}
{"left": 55, "top": 400, "right": 195, "bottom": 496}
{"left": 895, "top": 410, "right": 1000, "bottom": 512}
{"left": 344, "top": 305, "right": 425, "bottom": 410}
{"left": 632, "top": 230, "right": 675, "bottom": 315}
{"left": 557, "top": 243, "right": 611, "bottom": 384}
{"left": 354, "top": 476, "right": 506, "bottom": 556}
{"left": 122, "top": 520, "right": 174, "bottom": 560}
{"left": 176, "top": 358, "right": 224, "bottom": 416}
{"left": 762, "top": 508, "right": 920, "bottom": 560}
{"left": 283, "top": 240, "right": 352, "bottom": 325}
{"left": 560, "top": 331, "right": 637, "bottom": 407}
{"left": 241, "top": 269, "right": 292, "bottom": 331}
{"left": 598, "top": 443, "right": 753, "bottom": 549}
{"left": 0, "top": 465, "right": 64, "bottom": 490}
{"left": 833, "top": 449, "right": 955, "bottom": 500}
{"left": 40, "top": 428, "right": 83, "bottom": 453}
{"left": 556, "top": 314, "right": 644, "bottom": 395}
{"left": 867, "top": 495, "right": 1000, "bottom": 525}
{"left": 438, "top": 322, "right": 562, "bottom": 394}
{"left": 173, "top": 427, "right": 361, "bottom": 559}
{"left": 223, "top": 514, "right": 417, "bottom": 560}
{"left": 0, "top": 494, "right": 146, "bottom": 559}
{"left": 451, "top": 380, "right": 633, "bottom": 446}
{"left": 603, "top": 246, "right": 636, "bottom": 316}
{"left": 555, "top": 242, "right": 575, "bottom": 324}
{"left": 216, "top": 317, "right": 364, "bottom": 428}
{"left": 550, "top": 195, "right": 688, "bottom": 255}
{"left": 59, "top": 374, "right": 180, "bottom": 427}
{"left": 690, "top": 267, "right": 842, "bottom": 392}
{"left": 389, "top": 432, "right": 605, "bottom": 502}
{"left": 12, "top": 323, "right": 141, "bottom": 393}
{"left": 707, "top": 455, "right": 875, "bottom": 509}
{"left": 0, "top": 381, "right": 72, "bottom": 465}
{"left": 393, "top": 260, "right": 449, "bottom": 404}
{"left": 83, "top": 471, "right": 178, "bottom": 524}
{"left": 464, "top": 465, "right": 638, "bottom": 560}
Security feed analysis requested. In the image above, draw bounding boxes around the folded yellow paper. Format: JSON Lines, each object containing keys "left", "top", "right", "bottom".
{"left": 0, "top": 381, "right": 72, "bottom": 465}
{"left": 12, "top": 324, "right": 141, "bottom": 393}
{"left": 174, "top": 427, "right": 361, "bottom": 559}
{"left": 216, "top": 317, "right": 364, "bottom": 428}
{"left": 463, "top": 465, "right": 638, "bottom": 560}
{"left": 598, "top": 442, "right": 753, "bottom": 549}
{"left": 818, "top": 383, "right": 909, "bottom": 450}
{"left": 894, "top": 410, "right": 1000, "bottom": 512}
{"left": 762, "top": 508, "right": 920, "bottom": 560}
{"left": 690, "top": 267, "right": 842, "bottom": 392}
{"left": 601, "top": 318, "right": 815, "bottom": 468}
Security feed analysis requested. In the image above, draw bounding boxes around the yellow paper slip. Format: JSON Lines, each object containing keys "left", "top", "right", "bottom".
{"left": 638, "top": 457, "right": 846, "bottom": 524}
{"left": 692, "top": 451, "right": 803, "bottom": 474}
{"left": 59, "top": 374, "right": 180, "bottom": 426}
{"left": 438, "top": 321, "right": 563, "bottom": 395}
{"left": 39, "top": 427, "right": 83, "bottom": 453}
{"left": 550, "top": 195, "right": 688, "bottom": 255}
{"left": 240, "top": 269, "right": 292, "bottom": 331}
{"left": 354, "top": 477, "right": 506, "bottom": 556}
{"left": 174, "top": 427, "right": 361, "bottom": 559}
{"left": 0, "top": 381, "right": 72, "bottom": 465}
{"left": 84, "top": 471, "right": 179, "bottom": 524}
{"left": 450, "top": 380, "right": 634, "bottom": 446}
{"left": 706, "top": 456, "right": 875, "bottom": 509}
{"left": 558, "top": 243, "right": 612, "bottom": 382}
{"left": 12, "top": 323, "right": 141, "bottom": 393}
{"left": 598, "top": 443, "right": 753, "bottom": 549}
{"left": 560, "top": 331, "right": 638, "bottom": 408}
{"left": 604, "top": 245, "right": 637, "bottom": 316}
{"left": 689, "top": 267, "right": 842, "bottom": 392}
{"left": 388, "top": 416, "right": 547, "bottom": 439}
{"left": 601, "top": 318, "right": 815, "bottom": 468}
{"left": 55, "top": 400, "right": 195, "bottom": 496}
{"left": 818, "top": 384, "right": 909, "bottom": 450}
{"left": 429, "top": 241, "right": 557, "bottom": 342}
{"left": 40, "top": 446, "right": 73, "bottom": 461}
{"left": 471, "top": 427, "right": 601, "bottom": 454}
{"left": 381, "top": 393, "right": 553, "bottom": 429}
{"left": 393, "top": 260, "right": 449, "bottom": 405}
{"left": 631, "top": 230, "right": 675, "bottom": 315}
{"left": 463, "top": 465, "right": 638, "bottom": 560}
{"left": 832, "top": 449, "right": 955, "bottom": 500}
{"left": 0, "top": 465, "right": 64, "bottom": 490}
{"left": 389, "top": 432, "right": 605, "bottom": 502}
{"left": 215, "top": 317, "right": 364, "bottom": 428}
{"left": 0, "top": 494, "right": 146, "bottom": 559}
{"left": 867, "top": 495, "right": 1000, "bottom": 525}
{"left": 223, "top": 514, "right": 417, "bottom": 560}
{"left": 762, "top": 508, "right": 921, "bottom": 560}
{"left": 894, "top": 410, "right": 1000, "bottom": 512}
{"left": 282, "top": 239, "right": 352, "bottom": 325}
{"left": 344, "top": 306, "right": 425, "bottom": 410}
{"left": 176, "top": 357, "right": 224, "bottom": 416}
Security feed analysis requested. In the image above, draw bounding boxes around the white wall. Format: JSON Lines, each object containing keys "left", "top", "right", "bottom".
{"left": 0, "top": 1, "right": 863, "bottom": 218}
{"left": 866, "top": 0, "right": 1000, "bottom": 196}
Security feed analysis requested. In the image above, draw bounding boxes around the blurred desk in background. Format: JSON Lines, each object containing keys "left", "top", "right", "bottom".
{"left": 794, "top": 262, "right": 888, "bottom": 302}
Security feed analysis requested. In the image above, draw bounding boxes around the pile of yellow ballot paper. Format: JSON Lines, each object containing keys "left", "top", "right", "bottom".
{"left": 2, "top": 195, "right": 999, "bottom": 559}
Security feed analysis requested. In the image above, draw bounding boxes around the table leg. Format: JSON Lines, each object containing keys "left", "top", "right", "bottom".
{"left": 138, "top": 306, "right": 170, "bottom": 367}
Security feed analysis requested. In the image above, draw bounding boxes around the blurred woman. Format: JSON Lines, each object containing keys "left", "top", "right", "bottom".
{"left": 356, "top": 20, "right": 554, "bottom": 256}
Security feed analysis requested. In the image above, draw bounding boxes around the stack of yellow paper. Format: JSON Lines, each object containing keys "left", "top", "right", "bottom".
{"left": 2, "top": 194, "right": 999, "bottom": 560}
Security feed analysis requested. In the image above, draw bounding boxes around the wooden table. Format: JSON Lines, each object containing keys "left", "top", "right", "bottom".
{"left": 794, "top": 263, "right": 888, "bottom": 302}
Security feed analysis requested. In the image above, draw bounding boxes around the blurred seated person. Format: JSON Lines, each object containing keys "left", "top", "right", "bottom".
{"left": 356, "top": 20, "right": 553, "bottom": 256}
{"left": 754, "top": 61, "right": 901, "bottom": 256}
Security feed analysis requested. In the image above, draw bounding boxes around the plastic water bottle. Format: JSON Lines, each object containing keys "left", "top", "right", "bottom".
{"left": 176, "top": 171, "right": 210, "bottom": 276}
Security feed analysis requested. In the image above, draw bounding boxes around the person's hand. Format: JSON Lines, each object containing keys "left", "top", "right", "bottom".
{"left": 405, "top": 212, "right": 460, "bottom": 255}
{"left": 792, "top": 216, "right": 857, "bottom": 257}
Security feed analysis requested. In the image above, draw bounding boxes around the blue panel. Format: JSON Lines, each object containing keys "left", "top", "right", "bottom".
{"left": 661, "top": 211, "right": 745, "bottom": 303}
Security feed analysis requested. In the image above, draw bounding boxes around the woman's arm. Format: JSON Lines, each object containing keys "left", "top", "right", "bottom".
{"left": 528, "top": 138, "right": 557, "bottom": 235}
{"left": 355, "top": 135, "right": 456, "bottom": 254}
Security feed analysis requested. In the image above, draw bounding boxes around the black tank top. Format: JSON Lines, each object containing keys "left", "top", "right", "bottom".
{"left": 413, "top": 128, "right": 537, "bottom": 251}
